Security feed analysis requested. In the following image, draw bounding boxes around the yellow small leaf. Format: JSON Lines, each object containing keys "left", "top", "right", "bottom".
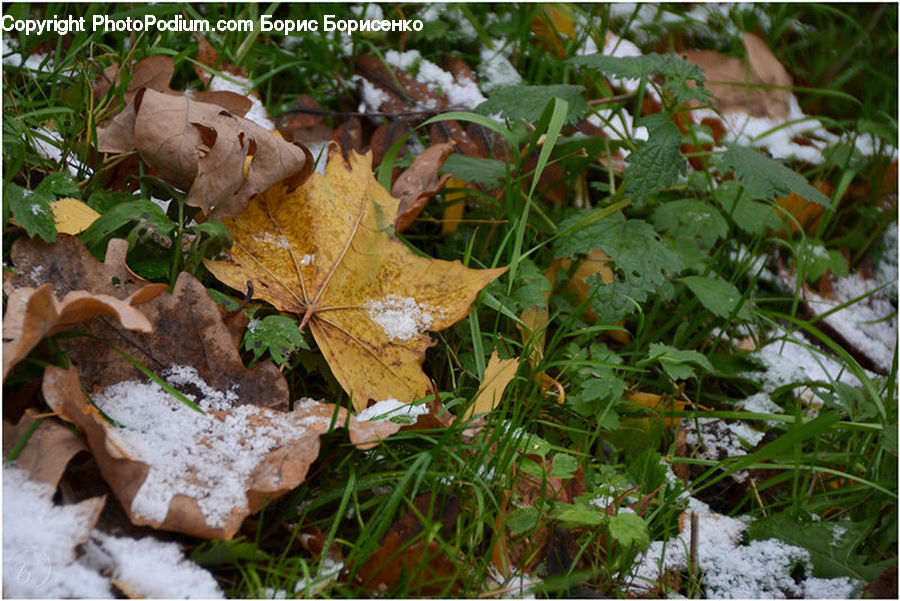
{"left": 441, "top": 177, "right": 467, "bottom": 235}
{"left": 463, "top": 351, "right": 518, "bottom": 420}
{"left": 51, "top": 197, "right": 100, "bottom": 235}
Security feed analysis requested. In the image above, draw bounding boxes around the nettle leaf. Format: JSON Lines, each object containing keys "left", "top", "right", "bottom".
{"left": 681, "top": 275, "right": 752, "bottom": 320}
{"left": 553, "top": 503, "right": 605, "bottom": 527}
{"left": 625, "top": 113, "right": 686, "bottom": 199}
{"left": 476, "top": 84, "right": 588, "bottom": 125}
{"left": 441, "top": 154, "right": 507, "bottom": 186}
{"left": 747, "top": 511, "right": 889, "bottom": 582}
{"left": 715, "top": 181, "right": 783, "bottom": 235}
{"left": 507, "top": 507, "right": 540, "bottom": 536}
{"left": 557, "top": 211, "right": 683, "bottom": 322}
{"left": 641, "top": 342, "right": 714, "bottom": 381}
{"left": 569, "top": 53, "right": 712, "bottom": 104}
{"left": 717, "top": 145, "right": 832, "bottom": 207}
{"left": 243, "top": 315, "right": 309, "bottom": 367}
{"left": 487, "top": 258, "right": 550, "bottom": 314}
{"left": 651, "top": 199, "right": 728, "bottom": 248}
{"left": 608, "top": 512, "right": 650, "bottom": 549}
{"left": 550, "top": 453, "right": 579, "bottom": 479}
{"left": 4, "top": 183, "right": 57, "bottom": 242}
{"left": 35, "top": 171, "right": 81, "bottom": 198}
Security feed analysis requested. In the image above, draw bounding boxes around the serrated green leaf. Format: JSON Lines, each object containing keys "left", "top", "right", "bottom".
{"left": 715, "top": 180, "right": 783, "bottom": 235}
{"left": 507, "top": 507, "right": 540, "bottom": 536}
{"left": 553, "top": 504, "right": 605, "bottom": 527}
{"left": 608, "top": 512, "right": 650, "bottom": 549}
{"left": 557, "top": 212, "right": 683, "bottom": 322}
{"left": 476, "top": 84, "right": 588, "bottom": 125}
{"left": 5, "top": 183, "right": 57, "bottom": 242}
{"left": 681, "top": 275, "right": 751, "bottom": 320}
{"left": 746, "top": 511, "right": 887, "bottom": 582}
{"left": 35, "top": 171, "right": 81, "bottom": 198}
{"left": 243, "top": 315, "right": 309, "bottom": 367}
{"left": 441, "top": 154, "right": 507, "bottom": 186}
{"left": 550, "top": 453, "right": 579, "bottom": 479}
{"left": 625, "top": 113, "right": 686, "bottom": 198}
{"left": 651, "top": 199, "right": 728, "bottom": 248}
{"left": 717, "top": 145, "right": 832, "bottom": 207}
{"left": 641, "top": 342, "right": 714, "bottom": 381}
{"left": 569, "top": 53, "right": 712, "bottom": 104}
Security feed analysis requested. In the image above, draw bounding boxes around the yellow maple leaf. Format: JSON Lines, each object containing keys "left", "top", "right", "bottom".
{"left": 205, "top": 144, "right": 506, "bottom": 411}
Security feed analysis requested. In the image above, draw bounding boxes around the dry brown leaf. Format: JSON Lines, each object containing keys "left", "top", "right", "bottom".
{"left": 97, "top": 88, "right": 309, "bottom": 219}
{"left": 2, "top": 284, "right": 155, "bottom": 379}
{"left": 462, "top": 351, "right": 519, "bottom": 421}
{"left": 3, "top": 235, "right": 165, "bottom": 379}
{"left": 5, "top": 236, "right": 288, "bottom": 405}
{"left": 392, "top": 142, "right": 454, "bottom": 232}
{"left": 682, "top": 33, "right": 793, "bottom": 119}
{"left": 205, "top": 144, "right": 506, "bottom": 411}
{"left": 41, "top": 364, "right": 343, "bottom": 540}
{"left": 355, "top": 55, "right": 444, "bottom": 116}
{"left": 3, "top": 410, "right": 88, "bottom": 487}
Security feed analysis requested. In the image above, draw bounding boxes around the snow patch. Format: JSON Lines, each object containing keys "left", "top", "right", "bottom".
{"left": 252, "top": 231, "right": 292, "bottom": 250}
{"left": 366, "top": 294, "right": 435, "bottom": 340}
{"left": 355, "top": 398, "right": 429, "bottom": 422}
{"left": 478, "top": 47, "right": 522, "bottom": 92}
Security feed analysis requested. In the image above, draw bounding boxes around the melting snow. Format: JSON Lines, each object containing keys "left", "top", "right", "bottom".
{"left": 252, "top": 231, "right": 292, "bottom": 249}
{"left": 366, "top": 294, "right": 435, "bottom": 340}
{"left": 355, "top": 398, "right": 430, "bottom": 422}
{"left": 91, "top": 375, "right": 321, "bottom": 528}
{"left": 631, "top": 499, "right": 862, "bottom": 598}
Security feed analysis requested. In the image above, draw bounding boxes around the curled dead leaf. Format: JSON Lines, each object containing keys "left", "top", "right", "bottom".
{"left": 392, "top": 142, "right": 454, "bottom": 232}
{"left": 205, "top": 145, "right": 506, "bottom": 411}
{"left": 2, "top": 410, "right": 88, "bottom": 487}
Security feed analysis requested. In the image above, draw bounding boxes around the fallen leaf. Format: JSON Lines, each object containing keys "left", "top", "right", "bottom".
{"left": 3, "top": 410, "right": 88, "bottom": 487}
{"left": 42, "top": 363, "right": 343, "bottom": 540}
{"left": 50, "top": 197, "right": 100, "bottom": 234}
{"left": 205, "top": 144, "right": 506, "bottom": 411}
{"left": 98, "top": 88, "right": 309, "bottom": 219}
{"left": 392, "top": 142, "right": 454, "bottom": 232}
{"left": 2, "top": 284, "right": 154, "bottom": 379}
{"left": 5, "top": 236, "right": 287, "bottom": 405}
{"left": 462, "top": 351, "right": 519, "bottom": 421}
{"left": 682, "top": 33, "right": 792, "bottom": 120}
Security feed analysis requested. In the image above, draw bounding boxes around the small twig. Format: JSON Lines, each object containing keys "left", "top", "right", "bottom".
{"left": 224, "top": 280, "right": 254, "bottom": 320}
{"left": 588, "top": 93, "right": 637, "bottom": 106}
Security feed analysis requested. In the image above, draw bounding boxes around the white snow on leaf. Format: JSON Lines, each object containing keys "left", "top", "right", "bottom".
{"left": 365, "top": 294, "right": 435, "bottom": 341}
{"left": 384, "top": 49, "right": 487, "bottom": 110}
{"left": 355, "top": 398, "right": 430, "bottom": 422}
{"left": 81, "top": 531, "right": 223, "bottom": 598}
{"left": 2, "top": 466, "right": 112, "bottom": 599}
{"left": 163, "top": 364, "right": 239, "bottom": 412}
{"left": 252, "top": 231, "right": 292, "bottom": 249}
{"left": 92, "top": 377, "right": 316, "bottom": 528}
{"left": 478, "top": 47, "right": 522, "bottom": 93}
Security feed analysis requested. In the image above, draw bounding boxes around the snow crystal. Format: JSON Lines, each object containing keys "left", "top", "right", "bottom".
{"left": 801, "top": 270, "right": 897, "bottom": 374}
{"left": 355, "top": 74, "right": 392, "bottom": 113}
{"left": 252, "top": 231, "right": 292, "bottom": 250}
{"left": 365, "top": 294, "right": 435, "bottom": 341}
{"left": 355, "top": 398, "right": 430, "bottom": 422}
{"left": 682, "top": 418, "right": 763, "bottom": 482}
{"left": 81, "top": 531, "right": 223, "bottom": 598}
{"left": 91, "top": 376, "right": 314, "bottom": 529}
{"left": 478, "top": 47, "right": 522, "bottom": 93}
{"left": 3, "top": 466, "right": 113, "bottom": 598}
{"left": 630, "top": 501, "right": 862, "bottom": 598}
{"left": 163, "top": 364, "right": 239, "bottom": 412}
{"left": 300, "top": 253, "right": 315, "bottom": 266}
{"left": 207, "top": 72, "right": 275, "bottom": 130}
{"left": 28, "top": 264, "right": 45, "bottom": 284}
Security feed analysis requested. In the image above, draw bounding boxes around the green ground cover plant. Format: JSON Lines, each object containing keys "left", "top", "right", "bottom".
{"left": 2, "top": 2, "right": 897, "bottom": 598}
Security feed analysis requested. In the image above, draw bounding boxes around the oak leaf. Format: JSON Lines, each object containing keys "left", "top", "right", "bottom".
{"left": 206, "top": 144, "right": 506, "bottom": 411}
